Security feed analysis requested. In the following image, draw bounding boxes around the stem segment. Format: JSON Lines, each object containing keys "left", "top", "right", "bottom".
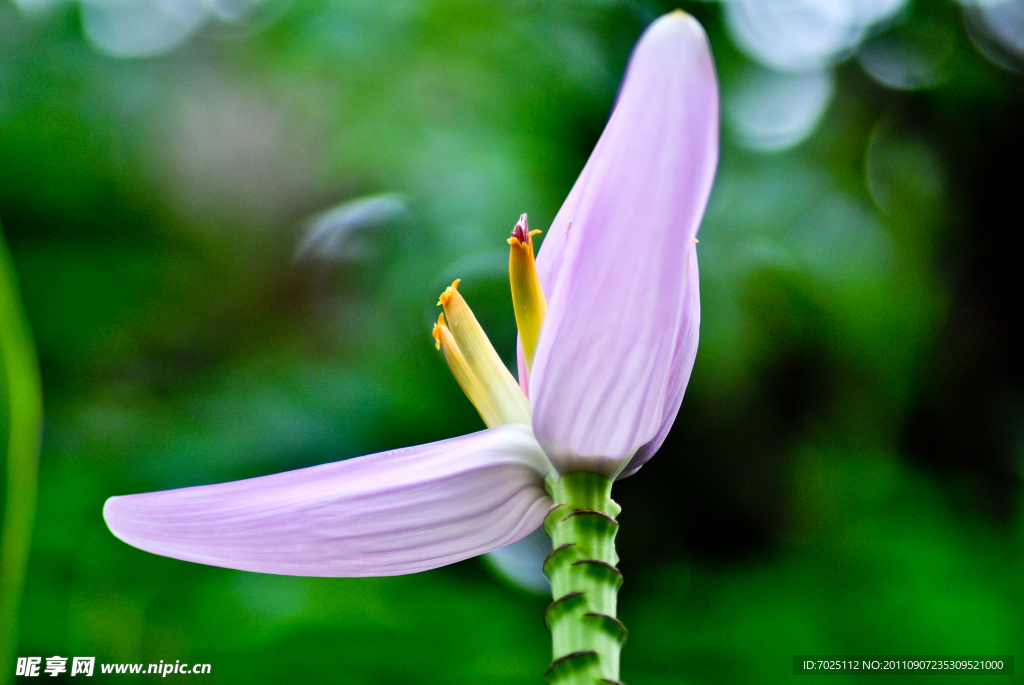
{"left": 544, "top": 472, "right": 625, "bottom": 685}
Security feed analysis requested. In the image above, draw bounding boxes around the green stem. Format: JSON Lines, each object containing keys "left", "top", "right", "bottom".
{"left": 0, "top": 228, "right": 43, "bottom": 685}
{"left": 543, "top": 472, "right": 625, "bottom": 685}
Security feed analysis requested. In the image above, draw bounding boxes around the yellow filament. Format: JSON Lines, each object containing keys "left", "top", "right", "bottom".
{"left": 508, "top": 230, "right": 547, "bottom": 370}
{"left": 432, "top": 314, "right": 502, "bottom": 428}
{"left": 438, "top": 280, "right": 531, "bottom": 426}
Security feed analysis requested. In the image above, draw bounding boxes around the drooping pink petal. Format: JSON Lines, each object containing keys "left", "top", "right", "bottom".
{"left": 529, "top": 12, "right": 718, "bottom": 477}
{"left": 104, "top": 425, "right": 553, "bottom": 577}
{"left": 618, "top": 243, "right": 699, "bottom": 478}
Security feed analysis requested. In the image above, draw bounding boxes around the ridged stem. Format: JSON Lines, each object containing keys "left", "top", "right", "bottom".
{"left": 0, "top": 228, "right": 43, "bottom": 685}
{"left": 543, "top": 472, "right": 625, "bottom": 685}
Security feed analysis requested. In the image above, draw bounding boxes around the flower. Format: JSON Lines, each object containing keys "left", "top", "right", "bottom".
{"left": 103, "top": 11, "right": 719, "bottom": 578}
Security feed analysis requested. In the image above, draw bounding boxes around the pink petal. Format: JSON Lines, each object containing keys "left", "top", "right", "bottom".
{"left": 618, "top": 243, "right": 699, "bottom": 478}
{"left": 529, "top": 13, "right": 718, "bottom": 477}
{"left": 104, "top": 425, "right": 553, "bottom": 577}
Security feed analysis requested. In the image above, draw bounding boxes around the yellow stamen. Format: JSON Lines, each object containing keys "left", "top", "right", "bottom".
{"left": 507, "top": 213, "right": 547, "bottom": 370}
{"left": 438, "top": 279, "right": 531, "bottom": 426}
{"left": 438, "top": 278, "right": 460, "bottom": 307}
{"left": 432, "top": 314, "right": 503, "bottom": 428}
{"left": 431, "top": 315, "right": 443, "bottom": 350}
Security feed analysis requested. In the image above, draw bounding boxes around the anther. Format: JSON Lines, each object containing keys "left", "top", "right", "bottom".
{"left": 438, "top": 278, "right": 461, "bottom": 307}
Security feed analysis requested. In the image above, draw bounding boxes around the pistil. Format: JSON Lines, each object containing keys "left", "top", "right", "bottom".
{"left": 507, "top": 214, "right": 547, "bottom": 370}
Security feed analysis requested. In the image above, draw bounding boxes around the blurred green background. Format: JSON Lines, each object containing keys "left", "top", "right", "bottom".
{"left": 2, "top": 0, "right": 1023, "bottom": 682}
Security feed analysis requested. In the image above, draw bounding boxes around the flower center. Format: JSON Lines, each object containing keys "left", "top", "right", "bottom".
{"left": 431, "top": 214, "right": 548, "bottom": 427}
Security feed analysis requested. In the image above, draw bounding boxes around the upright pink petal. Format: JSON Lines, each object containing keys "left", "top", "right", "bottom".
{"left": 104, "top": 425, "right": 552, "bottom": 577}
{"left": 618, "top": 243, "right": 699, "bottom": 478}
{"left": 529, "top": 12, "right": 718, "bottom": 477}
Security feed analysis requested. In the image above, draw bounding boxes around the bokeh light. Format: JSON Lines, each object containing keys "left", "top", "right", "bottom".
{"left": 722, "top": 0, "right": 908, "bottom": 72}
{"left": 963, "top": 0, "right": 1024, "bottom": 70}
{"left": 725, "top": 65, "right": 834, "bottom": 151}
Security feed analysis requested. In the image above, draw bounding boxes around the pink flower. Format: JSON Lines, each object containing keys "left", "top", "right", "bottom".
{"left": 103, "top": 11, "right": 719, "bottom": 578}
